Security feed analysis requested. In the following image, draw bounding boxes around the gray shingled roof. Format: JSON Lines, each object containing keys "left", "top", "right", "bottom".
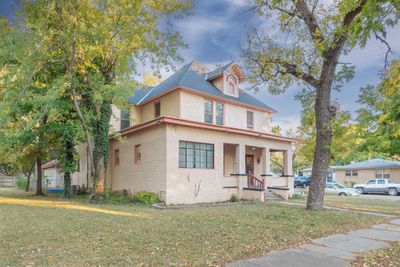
{"left": 127, "top": 62, "right": 276, "bottom": 112}
{"left": 331, "top": 158, "right": 400, "bottom": 170}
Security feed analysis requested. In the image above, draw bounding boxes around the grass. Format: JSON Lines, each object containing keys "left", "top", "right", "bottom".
{"left": 291, "top": 195, "right": 400, "bottom": 216}
{"left": 0, "top": 188, "right": 389, "bottom": 266}
{"left": 352, "top": 242, "right": 400, "bottom": 267}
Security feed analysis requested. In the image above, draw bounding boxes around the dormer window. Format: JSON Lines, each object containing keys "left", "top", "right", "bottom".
{"left": 226, "top": 75, "right": 237, "bottom": 94}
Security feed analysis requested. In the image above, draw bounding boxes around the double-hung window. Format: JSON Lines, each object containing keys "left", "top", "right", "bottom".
{"left": 179, "top": 141, "right": 214, "bottom": 169}
{"left": 154, "top": 102, "right": 161, "bottom": 118}
{"left": 204, "top": 100, "right": 213, "bottom": 124}
{"left": 216, "top": 102, "right": 224, "bottom": 126}
{"left": 120, "top": 109, "right": 130, "bottom": 130}
{"left": 345, "top": 170, "right": 358, "bottom": 176}
{"left": 247, "top": 111, "right": 254, "bottom": 129}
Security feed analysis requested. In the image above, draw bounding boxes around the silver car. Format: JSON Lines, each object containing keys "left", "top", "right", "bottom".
{"left": 325, "top": 183, "right": 360, "bottom": 196}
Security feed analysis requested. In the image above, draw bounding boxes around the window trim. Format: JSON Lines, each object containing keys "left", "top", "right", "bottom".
{"left": 134, "top": 144, "right": 142, "bottom": 164}
{"left": 204, "top": 99, "right": 214, "bottom": 124}
{"left": 247, "top": 110, "right": 254, "bottom": 129}
{"left": 120, "top": 109, "right": 130, "bottom": 130}
{"left": 114, "top": 149, "right": 120, "bottom": 166}
{"left": 179, "top": 140, "right": 214, "bottom": 169}
{"left": 154, "top": 101, "right": 161, "bottom": 118}
{"left": 345, "top": 170, "right": 358, "bottom": 177}
{"left": 216, "top": 102, "right": 224, "bottom": 126}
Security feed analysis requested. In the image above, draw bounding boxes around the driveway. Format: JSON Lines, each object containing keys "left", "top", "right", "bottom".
{"left": 294, "top": 187, "right": 400, "bottom": 200}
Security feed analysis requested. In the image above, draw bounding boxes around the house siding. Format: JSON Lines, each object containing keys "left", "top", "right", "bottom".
{"left": 335, "top": 168, "right": 400, "bottom": 186}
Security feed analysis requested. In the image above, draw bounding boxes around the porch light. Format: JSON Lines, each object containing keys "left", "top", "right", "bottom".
{"left": 251, "top": 147, "right": 256, "bottom": 151}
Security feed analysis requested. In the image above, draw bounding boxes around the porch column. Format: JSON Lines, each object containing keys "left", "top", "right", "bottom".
{"left": 283, "top": 149, "right": 293, "bottom": 189}
{"left": 236, "top": 144, "right": 246, "bottom": 197}
{"left": 262, "top": 147, "right": 270, "bottom": 188}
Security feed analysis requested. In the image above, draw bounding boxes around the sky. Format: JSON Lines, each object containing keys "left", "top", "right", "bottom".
{"left": 1, "top": 0, "right": 399, "bottom": 133}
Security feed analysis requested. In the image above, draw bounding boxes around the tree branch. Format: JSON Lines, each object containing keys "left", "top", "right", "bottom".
{"left": 292, "top": 0, "right": 325, "bottom": 45}
{"left": 375, "top": 33, "right": 393, "bottom": 69}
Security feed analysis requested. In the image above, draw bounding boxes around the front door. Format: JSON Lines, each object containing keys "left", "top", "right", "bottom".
{"left": 246, "top": 155, "right": 254, "bottom": 174}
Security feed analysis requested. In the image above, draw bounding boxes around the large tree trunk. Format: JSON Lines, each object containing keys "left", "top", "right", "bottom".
{"left": 35, "top": 157, "right": 44, "bottom": 196}
{"left": 63, "top": 138, "right": 74, "bottom": 198}
{"left": 306, "top": 84, "right": 333, "bottom": 210}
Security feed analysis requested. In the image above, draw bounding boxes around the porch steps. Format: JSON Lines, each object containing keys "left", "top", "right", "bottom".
{"left": 264, "top": 190, "right": 282, "bottom": 201}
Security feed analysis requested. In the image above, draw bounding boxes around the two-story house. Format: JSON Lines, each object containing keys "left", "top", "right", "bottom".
{"left": 73, "top": 61, "right": 296, "bottom": 204}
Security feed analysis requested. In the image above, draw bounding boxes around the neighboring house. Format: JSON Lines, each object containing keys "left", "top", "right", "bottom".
{"left": 42, "top": 160, "right": 64, "bottom": 190}
{"left": 300, "top": 167, "right": 336, "bottom": 182}
{"left": 74, "top": 61, "right": 297, "bottom": 204}
{"left": 332, "top": 158, "right": 400, "bottom": 186}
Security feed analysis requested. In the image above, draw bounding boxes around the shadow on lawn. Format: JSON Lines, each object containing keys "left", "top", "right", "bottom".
{"left": 0, "top": 196, "right": 151, "bottom": 218}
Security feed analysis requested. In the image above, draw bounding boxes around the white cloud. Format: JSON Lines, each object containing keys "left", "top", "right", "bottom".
{"left": 271, "top": 114, "right": 301, "bottom": 134}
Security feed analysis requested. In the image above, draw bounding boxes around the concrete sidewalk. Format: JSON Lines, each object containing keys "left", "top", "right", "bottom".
{"left": 228, "top": 219, "right": 400, "bottom": 267}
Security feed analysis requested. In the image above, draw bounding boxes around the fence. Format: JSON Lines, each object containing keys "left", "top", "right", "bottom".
{"left": 0, "top": 176, "right": 17, "bottom": 187}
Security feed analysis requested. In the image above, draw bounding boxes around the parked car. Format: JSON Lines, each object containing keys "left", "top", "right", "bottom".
{"left": 353, "top": 179, "right": 400, "bottom": 196}
{"left": 294, "top": 176, "right": 310, "bottom": 188}
{"left": 325, "top": 182, "right": 360, "bottom": 196}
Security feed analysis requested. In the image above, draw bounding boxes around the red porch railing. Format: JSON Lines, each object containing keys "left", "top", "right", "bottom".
{"left": 247, "top": 172, "right": 265, "bottom": 190}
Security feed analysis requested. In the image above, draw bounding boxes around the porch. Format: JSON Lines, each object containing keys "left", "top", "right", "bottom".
{"left": 223, "top": 144, "right": 294, "bottom": 201}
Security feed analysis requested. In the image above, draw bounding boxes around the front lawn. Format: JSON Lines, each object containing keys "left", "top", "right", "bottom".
{"left": 291, "top": 194, "right": 400, "bottom": 216}
{"left": 353, "top": 242, "right": 400, "bottom": 267}
{"left": 0, "top": 189, "right": 388, "bottom": 266}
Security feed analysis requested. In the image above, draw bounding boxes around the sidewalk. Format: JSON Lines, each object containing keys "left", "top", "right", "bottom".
{"left": 228, "top": 219, "right": 400, "bottom": 267}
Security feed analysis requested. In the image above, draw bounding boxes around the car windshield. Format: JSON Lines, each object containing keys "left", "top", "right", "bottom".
{"left": 334, "top": 183, "right": 346, "bottom": 189}
{"left": 388, "top": 179, "right": 394, "bottom": 184}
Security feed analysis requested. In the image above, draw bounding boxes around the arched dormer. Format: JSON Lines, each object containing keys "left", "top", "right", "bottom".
{"left": 225, "top": 74, "right": 238, "bottom": 96}
{"left": 207, "top": 62, "right": 245, "bottom": 98}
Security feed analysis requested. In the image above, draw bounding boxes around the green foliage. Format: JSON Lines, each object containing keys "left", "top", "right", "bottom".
{"left": 290, "top": 193, "right": 304, "bottom": 200}
{"left": 229, "top": 194, "right": 238, "bottom": 202}
{"left": 134, "top": 192, "right": 161, "bottom": 205}
{"left": 105, "top": 192, "right": 136, "bottom": 204}
{"left": 15, "top": 177, "right": 28, "bottom": 190}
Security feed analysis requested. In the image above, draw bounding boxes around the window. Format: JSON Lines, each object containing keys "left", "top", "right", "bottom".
{"left": 135, "top": 145, "right": 142, "bottom": 164}
{"left": 204, "top": 100, "right": 213, "bottom": 124}
{"left": 76, "top": 157, "right": 80, "bottom": 172}
{"left": 114, "top": 149, "right": 120, "bottom": 166}
{"left": 216, "top": 103, "right": 224, "bottom": 125}
{"left": 247, "top": 111, "right": 254, "bottom": 129}
{"left": 375, "top": 169, "right": 390, "bottom": 179}
{"left": 179, "top": 141, "right": 214, "bottom": 169}
{"left": 367, "top": 180, "right": 376, "bottom": 185}
{"left": 226, "top": 75, "right": 237, "bottom": 94}
{"left": 345, "top": 170, "right": 358, "bottom": 176}
{"left": 120, "top": 109, "right": 130, "bottom": 130}
{"left": 325, "top": 184, "right": 334, "bottom": 188}
{"left": 377, "top": 180, "right": 385, "bottom": 184}
{"left": 154, "top": 102, "right": 161, "bottom": 118}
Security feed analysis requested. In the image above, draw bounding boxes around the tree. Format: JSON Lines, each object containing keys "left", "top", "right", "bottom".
{"left": 243, "top": 0, "right": 399, "bottom": 210}
{"left": 356, "top": 60, "right": 400, "bottom": 160}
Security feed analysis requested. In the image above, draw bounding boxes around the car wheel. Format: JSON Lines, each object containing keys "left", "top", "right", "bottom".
{"left": 388, "top": 188, "right": 398, "bottom": 196}
{"left": 339, "top": 192, "right": 347, "bottom": 196}
{"left": 356, "top": 187, "right": 364, "bottom": 194}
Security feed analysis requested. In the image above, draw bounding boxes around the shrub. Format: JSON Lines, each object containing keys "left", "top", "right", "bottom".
{"left": 104, "top": 192, "right": 135, "bottom": 204}
{"left": 229, "top": 194, "right": 238, "bottom": 202}
{"left": 134, "top": 191, "right": 161, "bottom": 205}
{"left": 15, "top": 177, "right": 27, "bottom": 190}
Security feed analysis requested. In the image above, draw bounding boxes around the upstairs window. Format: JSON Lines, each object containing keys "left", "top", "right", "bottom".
{"left": 154, "top": 102, "right": 161, "bottom": 118}
{"left": 135, "top": 145, "right": 142, "bottom": 164}
{"left": 216, "top": 103, "right": 224, "bottom": 126}
{"left": 120, "top": 109, "right": 130, "bottom": 130}
{"left": 204, "top": 100, "right": 213, "bottom": 124}
{"left": 247, "top": 111, "right": 254, "bottom": 129}
{"left": 114, "top": 149, "right": 120, "bottom": 166}
{"left": 226, "top": 75, "right": 237, "bottom": 94}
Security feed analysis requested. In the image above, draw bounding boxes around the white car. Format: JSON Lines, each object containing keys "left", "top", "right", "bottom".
{"left": 325, "top": 183, "right": 360, "bottom": 196}
{"left": 353, "top": 179, "right": 400, "bottom": 196}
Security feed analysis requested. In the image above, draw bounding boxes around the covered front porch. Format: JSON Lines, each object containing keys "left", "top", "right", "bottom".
{"left": 223, "top": 143, "right": 294, "bottom": 201}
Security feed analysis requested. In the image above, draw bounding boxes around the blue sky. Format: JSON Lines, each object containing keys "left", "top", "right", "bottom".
{"left": 1, "top": 0, "right": 399, "bottom": 132}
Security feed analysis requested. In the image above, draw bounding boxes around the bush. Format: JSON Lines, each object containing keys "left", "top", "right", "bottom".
{"left": 15, "top": 177, "right": 27, "bottom": 190}
{"left": 134, "top": 191, "right": 161, "bottom": 205}
{"left": 229, "top": 194, "right": 238, "bottom": 202}
{"left": 104, "top": 192, "right": 135, "bottom": 204}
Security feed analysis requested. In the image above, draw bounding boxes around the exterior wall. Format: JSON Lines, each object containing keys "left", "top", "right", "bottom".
{"left": 180, "top": 91, "right": 271, "bottom": 133}
{"left": 135, "top": 90, "right": 181, "bottom": 125}
{"left": 110, "top": 104, "right": 121, "bottom": 132}
{"left": 109, "top": 125, "right": 167, "bottom": 199}
{"left": 335, "top": 168, "right": 400, "bottom": 186}
{"left": 164, "top": 123, "right": 292, "bottom": 205}
{"left": 72, "top": 143, "right": 91, "bottom": 188}
{"left": 43, "top": 167, "right": 63, "bottom": 189}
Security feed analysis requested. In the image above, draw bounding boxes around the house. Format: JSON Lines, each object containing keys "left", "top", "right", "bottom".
{"left": 42, "top": 160, "right": 64, "bottom": 191}
{"left": 74, "top": 61, "right": 297, "bottom": 204}
{"left": 332, "top": 158, "right": 400, "bottom": 186}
